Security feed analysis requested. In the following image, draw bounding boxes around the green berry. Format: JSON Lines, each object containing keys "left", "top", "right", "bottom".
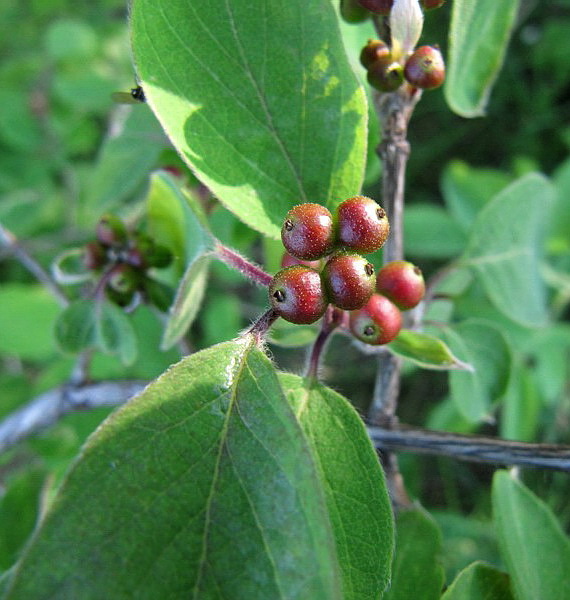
{"left": 322, "top": 252, "right": 375, "bottom": 311}
{"left": 404, "top": 46, "right": 445, "bottom": 89}
{"left": 350, "top": 294, "right": 402, "bottom": 345}
{"left": 336, "top": 196, "right": 390, "bottom": 254}
{"left": 281, "top": 203, "right": 335, "bottom": 261}
{"left": 340, "top": 0, "right": 369, "bottom": 23}
{"left": 269, "top": 266, "right": 328, "bottom": 325}
{"left": 367, "top": 59, "right": 404, "bottom": 92}
{"left": 146, "top": 244, "right": 173, "bottom": 269}
{"left": 376, "top": 260, "right": 425, "bottom": 310}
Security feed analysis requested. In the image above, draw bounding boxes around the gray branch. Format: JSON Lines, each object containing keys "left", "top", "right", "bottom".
{"left": 0, "top": 381, "right": 146, "bottom": 454}
{"left": 369, "top": 425, "right": 570, "bottom": 471}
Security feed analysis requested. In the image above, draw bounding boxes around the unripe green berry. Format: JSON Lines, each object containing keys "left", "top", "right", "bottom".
{"left": 367, "top": 59, "right": 404, "bottom": 92}
{"left": 376, "top": 260, "right": 425, "bottom": 310}
{"left": 404, "top": 46, "right": 445, "bottom": 89}
{"left": 358, "top": 0, "right": 393, "bottom": 15}
{"left": 269, "top": 266, "right": 328, "bottom": 325}
{"left": 350, "top": 294, "right": 402, "bottom": 345}
{"left": 322, "top": 252, "right": 375, "bottom": 311}
{"left": 96, "top": 214, "right": 128, "bottom": 248}
{"left": 281, "top": 203, "right": 335, "bottom": 261}
{"left": 143, "top": 277, "right": 174, "bottom": 312}
{"left": 360, "top": 39, "right": 391, "bottom": 70}
{"left": 107, "top": 263, "right": 139, "bottom": 295}
{"left": 336, "top": 196, "right": 390, "bottom": 254}
{"left": 340, "top": 0, "right": 369, "bottom": 23}
{"left": 146, "top": 244, "right": 173, "bottom": 269}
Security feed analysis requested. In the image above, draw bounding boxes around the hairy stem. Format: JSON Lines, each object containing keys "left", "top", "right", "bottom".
{"left": 215, "top": 242, "right": 272, "bottom": 286}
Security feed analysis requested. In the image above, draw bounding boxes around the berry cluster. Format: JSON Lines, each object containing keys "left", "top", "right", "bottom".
{"left": 360, "top": 39, "right": 445, "bottom": 92}
{"left": 84, "top": 214, "right": 173, "bottom": 309}
{"left": 268, "top": 198, "right": 425, "bottom": 346}
{"left": 349, "top": 260, "right": 425, "bottom": 345}
{"left": 270, "top": 197, "right": 388, "bottom": 324}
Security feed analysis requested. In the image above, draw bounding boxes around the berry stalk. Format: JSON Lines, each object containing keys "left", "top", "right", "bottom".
{"left": 214, "top": 242, "right": 273, "bottom": 287}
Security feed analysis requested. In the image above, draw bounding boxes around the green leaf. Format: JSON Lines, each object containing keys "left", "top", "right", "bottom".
{"left": 55, "top": 300, "right": 138, "bottom": 365}
{"left": 442, "top": 161, "right": 513, "bottom": 232}
{"left": 146, "top": 170, "right": 212, "bottom": 269}
{"left": 445, "top": 0, "right": 520, "bottom": 117}
{"left": 388, "top": 330, "right": 474, "bottom": 371}
{"left": 462, "top": 173, "right": 554, "bottom": 327}
{"left": 0, "top": 285, "right": 60, "bottom": 361}
{"left": 441, "top": 561, "right": 513, "bottom": 600}
{"left": 267, "top": 319, "right": 319, "bottom": 348}
{"left": 281, "top": 375, "right": 393, "bottom": 600}
{"left": 95, "top": 301, "right": 138, "bottom": 366}
{"left": 4, "top": 340, "right": 342, "bottom": 599}
{"left": 404, "top": 203, "right": 466, "bottom": 259}
{"left": 492, "top": 471, "right": 570, "bottom": 600}
{"left": 82, "top": 107, "right": 165, "bottom": 221}
{"left": 161, "top": 253, "right": 211, "bottom": 350}
{"left": 443, "top": 320, "right": 511, "bottom": 422}
{"left": 131, "top": 0, "right": 367, "bottom": 238}
{"left": 383, "top": 508, "right": 444, "bottom": 600}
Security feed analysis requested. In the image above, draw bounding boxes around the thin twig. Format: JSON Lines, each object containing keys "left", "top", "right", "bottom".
{"left": 0, "top": 381, "right": 146, "bottom": 454}
{"left": 305, "top": 306, "right": 345, "bottom": 380}
{"left": 0, "top": 222, "right": 69, "bottom": 307}
{"left": 369, "top": 425, "right": 570, "bottom": 472}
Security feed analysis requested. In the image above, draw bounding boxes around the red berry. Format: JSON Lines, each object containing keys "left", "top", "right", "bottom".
{"left": 421, "top": 0, "right": 445, "bottom": 9}
{"left": 336, "top": 196, "right": 390, "bottom": 254}
{"left": 269, "top": 266, "right": 328, "bottom": 325}
{"left": 281, "top": 203, "right": 335, "bottom": 261}
{"left": 350, "top": 294, "right": 402, "bottom": 345}
{"left": 404, "top": 46, "right": 445, "bottom": 89}
{"left": 83, "top": 242, "right": 107, "bottom": 270}
{"left": 360, "top": 39, "right": 391, "bottom": 70}
{"left": 322, "top": 252, "right": 375, "bottom": 311}
{"left": 281, "top": 252, "right": 321, "bottom": 270}
{"left": 367, "top": 59, "right": 404, "bottom": 92}
{"left": 340, "top": 0, "right": 369, "bottom": 23}
{"left": 376, "top": 260, "right": 425, "bottom": 310}
{"left": 357, "top": 0, "right": 393, "bottom": 15}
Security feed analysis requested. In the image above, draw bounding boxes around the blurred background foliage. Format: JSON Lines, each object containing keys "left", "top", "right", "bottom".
{"left": 0, "top": 0, "right": 569, "bottom": 583}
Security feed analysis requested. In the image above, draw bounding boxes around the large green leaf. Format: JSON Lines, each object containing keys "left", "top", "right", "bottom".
{"left": 445, "top": 0, "right": 520, "bottom": 117}
{"left": 281, "top": 375, "right": 393, "bottom": 600}
{"left": 383, "top": 508, "right": 444, "bottom": 600}
{"left": 492, "top": 471, "right": 570, "bottom": 600}
{"left": 462, "top": 173, "right": 554, "bottom": 327}
{"left": 441, "top": 561, "right": 513, "bottom": 600}
{"left": 443, "top": 320, "right": 511, "bottom": 422}
{"left": 131, "top": 0, "right": 367, "bottom": 238}
{"left": 4, "top": 340, "right": 342, "bottom": 599}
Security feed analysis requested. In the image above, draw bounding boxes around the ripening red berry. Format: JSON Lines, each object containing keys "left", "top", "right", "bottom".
{"left": 269, "top": 266, "right": 328, "bottom": 324}
{"left": 83, "top": 241, "right": 107, "bottom": 270}
{"left": 404, "top": 46, "right": 445, "bottom": 89}
{"left": 336, "top": 196, "right": 390, "bottom": 254}
{"left": 376, "top": 260, "right": 425, "bottom": 310}
{"left": 367, "top": 59, "right": 404, "bottom": 92}
{"left": 281, "top": 203, "right": 335, "bottom": 261}
{"left": 322, "top": 252, "right": 375, "bottom": 311}
{"left": 357, "top": 0, "right": 393, "bottom": 15}
{"left": 360, "top": 39, "right": 391, "bottom": 70}
{"left": 421, "top": 0, "right": 445, "bottom": 9}
{"left": 350, "top": 294, "right": 402, "bottom": 345}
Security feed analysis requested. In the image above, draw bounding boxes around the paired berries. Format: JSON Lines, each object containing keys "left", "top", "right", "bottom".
{"left": 350, "top": 294, "right": 402, "bottom": 345}
{"left": 83, "top": 214, "right": 174, "bottom": 310}
{"left": 271, "top": 196, "right": 388, "bottom": 324}
{"left": 376, "top": 260, "right": 425, "bottom": 310}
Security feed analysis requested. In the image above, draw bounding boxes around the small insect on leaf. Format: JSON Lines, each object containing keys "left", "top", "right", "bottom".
{"left": 111, "top": 85, "right": 146, "bottom": 104}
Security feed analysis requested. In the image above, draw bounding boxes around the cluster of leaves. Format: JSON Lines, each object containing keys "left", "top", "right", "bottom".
{"left": 0, "top": 0, "right": 569, "bottom": 598}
